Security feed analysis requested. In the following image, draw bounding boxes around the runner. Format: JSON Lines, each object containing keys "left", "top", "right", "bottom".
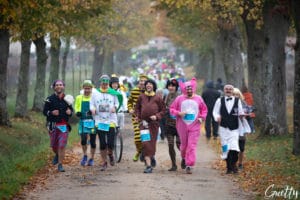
{"left": 43, "top": 80, "right": 74, "bottom": 172}
{"left": 164, "top": 78, "right": 180, "bottom": 171}
{"left": 90, "top": 75, "right": 123, "bottom": 171}
{"left": 127, "top": 74, "right": 148, "bottom": 162}
{"left": 170, "top": 78, "right": 207, "bottom": 174}
{"left": 74, "top": 80, "right": 96, "bottom": 166}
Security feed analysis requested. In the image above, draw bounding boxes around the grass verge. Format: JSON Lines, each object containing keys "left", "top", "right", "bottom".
{"left": 0, "top": 112, "right": 78, "bottom": 199}
{"left": 211, "top": 132, "right": 300, "bottom": 199}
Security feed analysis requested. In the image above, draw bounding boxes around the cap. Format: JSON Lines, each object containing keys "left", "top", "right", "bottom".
{"left": 99, "top": 74, "right": 110, "bottom": 84}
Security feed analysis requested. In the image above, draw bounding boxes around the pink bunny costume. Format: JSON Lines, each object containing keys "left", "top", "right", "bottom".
{"left": 170, "top": 78, "right": 208, "bottom": 167}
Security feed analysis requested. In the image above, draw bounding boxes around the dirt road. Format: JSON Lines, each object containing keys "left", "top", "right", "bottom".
{"left": 23, "top": 115, "right": 253, "bottom": 200}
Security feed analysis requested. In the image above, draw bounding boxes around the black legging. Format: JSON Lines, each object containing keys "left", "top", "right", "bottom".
{"left": 80, "top": 133, "right": 97, "bottom": 148}
{"left": 97, "top": 127, "right": 116, "bottom": 150}
{"left": 165, "top": 125, "right": 180, "bottom": 166}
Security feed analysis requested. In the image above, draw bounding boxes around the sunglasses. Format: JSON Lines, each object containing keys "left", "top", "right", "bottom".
{"left": 101, "top": 79, "right": 110, "bottom": 84}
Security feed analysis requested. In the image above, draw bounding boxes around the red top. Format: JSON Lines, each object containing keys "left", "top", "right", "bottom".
{"left": 243, "top": 92, "right": 254, "bottom": 106}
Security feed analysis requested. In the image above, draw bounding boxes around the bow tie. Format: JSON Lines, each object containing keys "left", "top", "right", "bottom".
{"left": 226, "top": 97, "right": 232, "bottom": 101}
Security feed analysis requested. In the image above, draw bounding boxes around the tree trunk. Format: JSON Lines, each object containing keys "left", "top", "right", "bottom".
{"left": 48, "top": 36, "right": 61, "bottom": 95}
{"left": 260, "top": 1, "right": 290, "bottom": 135}
{"left": 92, "top": 43, "right": 105, "bottom": 85}
{"left": 104, "top": 50, "right": 114, "bottom": 75}
{"left": 32, "top": 36, "right": 48, "bottom": 112}
{"left": 0, "top": 28, "right": 10, "bottom": 126}
{"left": 213, "top": 35, "right": 226, "bottom": 84}
{"left": 61, "top": 37, "right": 70, "bottom": 82}
{"left": 219, "top": 25, "right": 244, "bottom": 88}
{"left": 291, "top": 0, "right": 300, "bottom": 155}
{"left": 196, "top": 51, "right": 211, "bottom": 80}
{"left": 114, "top": 49, "right": 131, "bottom": 74}
{"left": 15, "top": 40, "right": 31, "bottom": 118}
{"left": 243, "top": 18, "right": 265, "bottom": 127}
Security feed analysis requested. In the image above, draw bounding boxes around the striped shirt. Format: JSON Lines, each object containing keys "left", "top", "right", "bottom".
{"left": 127, "top": 87, "right": 143, "bottom": 111}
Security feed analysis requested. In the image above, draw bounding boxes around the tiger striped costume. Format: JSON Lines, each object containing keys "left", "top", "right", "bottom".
{"left": 127, "top": 86, "right": 144, "bottom": 161}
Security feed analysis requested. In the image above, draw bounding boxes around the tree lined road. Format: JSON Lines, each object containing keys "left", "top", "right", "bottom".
{"left": 24, "top": 115, "right": 253, "bottom": 200}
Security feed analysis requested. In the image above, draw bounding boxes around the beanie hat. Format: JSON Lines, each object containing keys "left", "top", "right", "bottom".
{"left": 109, "top": 76, "right": 119, "bottom": 88}
{"left": 82, "top": 80, "right": 94, "bottom": 88}
{"left": 51, "top": 79, "right": 65, "bottom": 89}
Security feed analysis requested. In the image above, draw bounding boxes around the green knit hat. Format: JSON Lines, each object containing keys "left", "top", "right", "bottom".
{"left": 82, "top": 80, "right": 94, "bottom": 88}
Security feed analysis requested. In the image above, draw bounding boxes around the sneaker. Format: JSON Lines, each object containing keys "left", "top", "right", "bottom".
{"left": 226, "top": 169, "right": 233, "bottom": 174}
{"left": 143, "top": 166, "right": 152, "bottom": 173}
{"left": 151, "top": 157, "right": 156, "bottom": 168}
{"left": 80, "top": 155, "right": 88, "bottom": 166}
{"left": 238, "top": 164, "right": 243, "bottom": 170}
{"left": 168, "top": 165, "right": 177, "bottom": 171}
{"left": 186, "top": 166, "right": 192, "bottom": 174}
{"left": 233, "top": 165, "right": 238, "bottom": 174}
{"left": 87, "top": 159, "right": 94, "bottom": 166}
{"left": 181, "top": 159, "right": 186, "bottom": 169}
{"left": 109, "top": 155, "right": 115, "bottom": 166}
{"left": 100, "top": 162, "right": 107, "bottom": 171}
{"left": 133, "top": 152, "right": 140, "bottom": 162}
{"left": 52, "top": 154, "right": 58, "bottom": 165}
{"left": 58, "top": 164, "right": 65, "bottom": 172}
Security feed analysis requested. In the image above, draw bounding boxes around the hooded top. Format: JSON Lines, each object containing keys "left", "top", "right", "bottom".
{"left": 179, "top": 77, "right": 197, "bottom": 96}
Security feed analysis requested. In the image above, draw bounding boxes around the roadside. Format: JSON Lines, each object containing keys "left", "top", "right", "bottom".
{"left": 19, "top": 115, "right": 253, "bottom": 200}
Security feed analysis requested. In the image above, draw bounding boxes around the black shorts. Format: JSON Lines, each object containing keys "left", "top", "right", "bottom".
{"left": 239, "top": 138, "right": 246, "bottom": 152}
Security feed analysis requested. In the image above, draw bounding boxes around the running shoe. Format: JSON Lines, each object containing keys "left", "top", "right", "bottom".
{"left": 168, "top": 165, "right": 177, "bottom": 171}
{"left": 143, "top": 166, "right": 152, "bottom": 173}
{"left": 80, "top": 155, "right": 88, "bottom": 166}
{"left": 186, "top": 166, "right": 192, "bottom": 174}
{"left": 100, "top": 162, "right": 107, "bottom": 171}
{"left": 58, "top": 164, "right": 65, "bottom": 172}
{"left": 87, "top": 158, "right": 94, "bottom": 166}
{"left": 133, "top": 152, "right": 140, "bottom": 162}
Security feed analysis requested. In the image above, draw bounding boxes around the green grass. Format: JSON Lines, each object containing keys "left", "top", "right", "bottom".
{"left": 1, "top": 67, "right": 90, "bottom": 199}
{"left": 0, "top": 112, "right": 48, "bottom": 198}
{"left": 0, "top": 107, "right": 79, "bottom": 199}
{"left": 240, "top": 133, "right": 300, "bottom": 197}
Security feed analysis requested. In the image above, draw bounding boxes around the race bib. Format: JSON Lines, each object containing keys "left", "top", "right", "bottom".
{"left": 83, "top": 119, "right": 95, "bottom": 129}
{"left": 140, "top": 129, "right": 151, "bottom": 142}
{"left": 56, "top": 125, "right": 67, "bottom": 133}
{"left": 184, "top": 113, "right": 195, "bottom": 121}
{"left": 97, "top": 123, "right": 110, "bottom": 131}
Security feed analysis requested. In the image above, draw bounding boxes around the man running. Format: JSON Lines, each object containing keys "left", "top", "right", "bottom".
{"left": 127, "top": 74, "right": 148, "bottom": 161}
{"left": 43, "top": 80, "right": 73, "bottom": 172}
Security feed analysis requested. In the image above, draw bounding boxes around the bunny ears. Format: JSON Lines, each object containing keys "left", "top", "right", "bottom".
{"left": 179, "top": 77, "right": 197, "bottom": 95}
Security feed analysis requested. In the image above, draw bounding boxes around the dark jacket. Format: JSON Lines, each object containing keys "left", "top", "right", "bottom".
{"left": 202, "top": 88, "right": 220, "bottom": 111}
{"left": 43, "top": 93, "right": 73, "bottom": 123}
